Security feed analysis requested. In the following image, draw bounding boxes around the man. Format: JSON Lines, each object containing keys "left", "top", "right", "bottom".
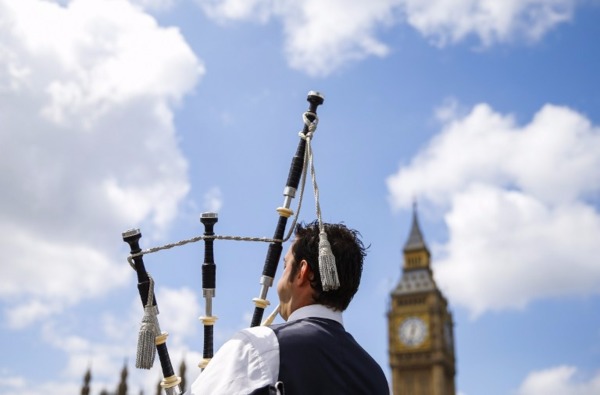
{"left": 190, "top": 221, "right": 389, "bottom": 394}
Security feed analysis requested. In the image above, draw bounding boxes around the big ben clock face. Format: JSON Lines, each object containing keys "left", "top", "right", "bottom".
{"left": 398, "top": 317, "right": 428, "bottom": 347}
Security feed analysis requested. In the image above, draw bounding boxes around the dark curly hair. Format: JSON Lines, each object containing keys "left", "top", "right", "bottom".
{"left": 289, "top": 221, "right": 367, "bottom": 311}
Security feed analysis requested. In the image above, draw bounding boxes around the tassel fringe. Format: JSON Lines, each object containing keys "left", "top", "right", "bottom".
{"left": 136, "top": 305, "right": 158, "bottom": 369}
{"left": 318, "top": 231, "right": 340, "bottom": 291}
{"left": 136, "top": 275, "right": 158, "bottom": 370}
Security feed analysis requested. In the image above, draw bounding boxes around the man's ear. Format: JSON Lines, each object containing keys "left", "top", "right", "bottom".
{"left": 297, "top": 260, "right": 312, "bottom": 285}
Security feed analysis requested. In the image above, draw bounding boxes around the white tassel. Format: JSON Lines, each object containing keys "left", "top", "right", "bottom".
{"left": 136, "top": 305, "right": 158, "bottom": 369}
{"left": 136, "top": 276, "right": 158, "bottom": 370}
{"left": 318, "top": 231, "right": 340, "bottom": 291}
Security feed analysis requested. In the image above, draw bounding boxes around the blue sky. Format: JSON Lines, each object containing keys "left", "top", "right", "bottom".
{"left": 1, "top": 0, "right": 600, "bottom": 394}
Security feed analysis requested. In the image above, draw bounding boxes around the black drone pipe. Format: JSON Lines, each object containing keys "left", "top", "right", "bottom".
{"left": 199, "top": 212, "right": 218, "bottom": 369}
{"left": 122, "top": 229, "right": 182, "bottom": 395}
{"left": 249, "top": 91, "right": 324, "bottom": 327}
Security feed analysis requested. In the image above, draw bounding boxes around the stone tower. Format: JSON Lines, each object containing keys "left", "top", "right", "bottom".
{"left": 388, "top": 206, "right": 456, "bottom": 395}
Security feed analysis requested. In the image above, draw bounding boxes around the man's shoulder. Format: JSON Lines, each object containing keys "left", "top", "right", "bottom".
{"left": 233, "top": 324, "right": 278, "bottom": 348}
{"left": 190, "top": 326, "right": 280, "bottom": 394}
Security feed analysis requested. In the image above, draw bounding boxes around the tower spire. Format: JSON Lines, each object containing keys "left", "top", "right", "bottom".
{"left": 403, "top": 201, "right": 428, "bottom": 252}
{"left": 117, "top": 359, "right": 128, "bottom": 395}
{"left": 80, "top": 365, "right": 91, "bottom": 395}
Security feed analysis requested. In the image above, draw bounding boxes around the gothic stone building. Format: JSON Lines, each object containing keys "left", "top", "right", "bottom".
{"left": 388, "top": 208, "right": 457, "bottom": 395}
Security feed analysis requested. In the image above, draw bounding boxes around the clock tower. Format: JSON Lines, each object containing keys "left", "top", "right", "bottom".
{"left": 388, "top": 206, "right": 456, "bottom": 395}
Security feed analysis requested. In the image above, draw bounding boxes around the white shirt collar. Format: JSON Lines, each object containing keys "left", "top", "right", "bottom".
{"left": 287, "top": 304, "right": 344, "bottom": 326}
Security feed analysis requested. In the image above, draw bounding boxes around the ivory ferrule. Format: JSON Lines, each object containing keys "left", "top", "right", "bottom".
{"left": 276, "top": 207, "right": 294, "bottom": 218}
{"left": 199, "top": 358, "right": 211, "bottom": 369}
{"left": 252, "top": 297, "right": 270, "bottom": 309}
{"left": 161, "top": 374, "right": 182, "bottom": 395}
{"left": 199, "top": 316, "right": 217, "bottom": 325}
{"left": 155, "top": 332, "right": 168, "bottom": 345}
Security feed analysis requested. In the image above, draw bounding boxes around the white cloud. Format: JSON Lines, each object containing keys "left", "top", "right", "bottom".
{"left": 17, "top": 287, "right": 202, "bottom": 395}
{"left": 0, "top": 224, "right": 131, "bottom": 328}
{"left": 155, "top": 287, "right": 202, "bottom": 343}
{"left": 387, "top": 103, "right": 600, "bottom": 316}
{"left": 0, "top": 380, "right": 80, "bottom": 395}
{"left": 196, "top": 0, "right": 394, "bottom": 76}
{"left": 203, "top": 186, "right": 223, "bottom": 213}
{"left": 196, "top": 0, "right": 278, "bottom": 22}
{"left": 402, "top": 0, "right": 575, "bottom": 47}
{"left": 436, "top": 185, "right": 600, "bottom": 315}
{"left": 194, "top": 0, "right": 577, "bottom": 76}
{"left": 280, "top": 0, "right": 393, "bottom": 76}
{"left": 388, "top": 103, "right": 600, "bottom": 209}
{"left": 0, "top": 375, "right": 26, "bottom": 390}
{"left": 0, "top": 0, "right": 203, "bottom": 325}
{"left": 130, "top": 0, "right": 179, "bottom": 12}
{"left": 116, "top": 288, "right": 202, "bottom": 394}
{"left": 517, "top": 365, "right": 600, "bottom": 395}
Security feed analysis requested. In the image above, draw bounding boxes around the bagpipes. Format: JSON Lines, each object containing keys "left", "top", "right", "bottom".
{"left": 122, "top": 91, "right": 339, "bottom": 394}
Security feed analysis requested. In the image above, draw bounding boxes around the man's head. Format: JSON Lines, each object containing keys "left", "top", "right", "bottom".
{"left": 276, "top": 221, "right": 367, "bottom": 319}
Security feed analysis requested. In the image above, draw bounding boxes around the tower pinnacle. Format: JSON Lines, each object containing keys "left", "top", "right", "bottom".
{"left": 403, "top": 202, "right": 428, "bottom": 253}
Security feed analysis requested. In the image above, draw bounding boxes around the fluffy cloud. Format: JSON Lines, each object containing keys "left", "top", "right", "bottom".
{"left": 402, "top": 0, "right": 574, "bottom": 46}
{"left": 516, "top": 365, "right": 600, "bottom": 395}
{"left": 196, "top": 0, "right": 278, "bottom": 22}
{"left": 387, "top": 102, "right": 600, "bottom": 316}
{"left": 196, "top": 0, "right": 392, "bottom": 76}
{"left": 130, "top": 0, "right": 179, "bottom": 11}
{"left": 154, "top": 287, "right": 202, "bottom": 343}
{"left": 203, "top": 186, "right": 223, "bottom": 213}
{"left": 0, "top": 286, "right": 202, "bottom": 395}
{"left": 0, "top": 0, "right": 203, "bottom": 326}
{"left": 194, "top": 0, "right": 577, "bottom": 75}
